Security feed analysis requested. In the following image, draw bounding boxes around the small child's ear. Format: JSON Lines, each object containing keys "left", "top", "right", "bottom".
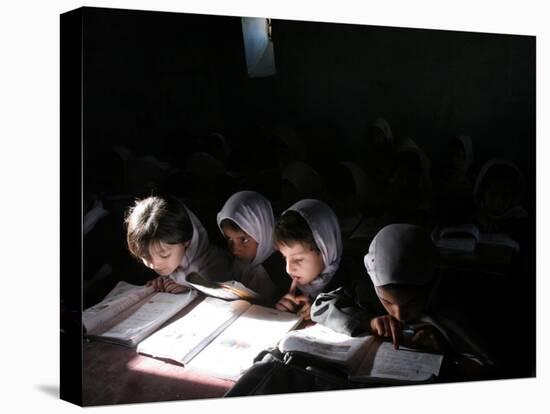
{"left": 183, "top": 240, "right": 191, "bottom": 248}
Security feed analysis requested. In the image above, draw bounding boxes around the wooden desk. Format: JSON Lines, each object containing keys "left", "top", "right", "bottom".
{"left": 83, "top": 340, "right": 235, "bottom": 406}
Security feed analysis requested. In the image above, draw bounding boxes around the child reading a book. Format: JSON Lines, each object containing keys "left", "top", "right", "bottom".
{"left": 311, "top": 224, "right": 493, "bottom": 368}
{"left": 125, "top": 196, "right": 231, "bottom": 293}
{"left": 473, "top": 159, "right": 528, "bottom": 234}
{"left": 217, "top": 191, "right": 288, "bottom": 304}
{"left": 273, "top": 199, "right": 347, "bottom": 320}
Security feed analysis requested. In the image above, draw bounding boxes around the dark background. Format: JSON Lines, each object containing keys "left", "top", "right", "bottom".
{"left": 82, "top": 8, "right": 534, "bottom": 182}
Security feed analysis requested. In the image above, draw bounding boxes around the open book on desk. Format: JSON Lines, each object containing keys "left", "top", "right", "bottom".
{"left": 279, "top": 324, "right": 443, "bottom": 384}
{"left": 137, "top": 296, "right": 302, "bottom": 381}
{"left": 432, "top": 224, "right": 519, "bottom": 258}
{"left": 83, "top": 281, "right": 198, "bottom": 347}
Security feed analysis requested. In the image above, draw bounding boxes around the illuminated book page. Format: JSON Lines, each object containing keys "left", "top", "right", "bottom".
{"left": 278, "top": 324, "right": 366, "bottom": 364}
{"left": 83, "top": 282, "right": 155, "bottom": 333}
{"left": 95, "top": 289, "right": 198, "bottom": 345}
{"left": 137, "top": 297, "right": 251, "bottom": 364}
{"left": 187, "top": 305, "right": 301, "bottom": 380}
{"left": 354, "top": 342, "right": 443, "bottom": 382}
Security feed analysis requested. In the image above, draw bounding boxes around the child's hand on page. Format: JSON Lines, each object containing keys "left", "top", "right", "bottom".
{"left": 275, "top": 278, "right": 299, "bottom": 313}
{"left": 406, "top": 326, "right": 447, "bottom": 353}
{"left": 146, "top": 276, "right": 167, "bottom": 292}
{"left": 295, "top": 295, "right": 312, "bottom": 320}
{"left": 163, "top": 279, "right": 189, "bottom": 294}
{"left": 275, "top": 294, "right": 298, "bottom": 312}
{"left": 369, "top": 315, "right": 403, "bottom": 349}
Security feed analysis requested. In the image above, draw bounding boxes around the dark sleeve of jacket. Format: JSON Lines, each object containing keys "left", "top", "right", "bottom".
{"left": 310, "top": 257, "right": 383, "bottom": 336}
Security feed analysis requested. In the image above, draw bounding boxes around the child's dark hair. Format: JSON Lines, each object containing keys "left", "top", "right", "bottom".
{"left": 220, "top": 218, "right": 243, "bottom": 232}
{"left": 273, "top": 211, "right": 320, "bottom": 252}
{"left": 125, "top": 196, "right": 193, "bottom": 261}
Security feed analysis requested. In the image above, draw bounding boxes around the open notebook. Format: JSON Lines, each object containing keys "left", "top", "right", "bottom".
{"left": 137, "top": 296, "right": 302, "bottom": 381}
{"left": 279, "top": 324, "right": 443, "bottom": 384}
{"left": 83, "top": 281, "right": 198, "bottom": 347}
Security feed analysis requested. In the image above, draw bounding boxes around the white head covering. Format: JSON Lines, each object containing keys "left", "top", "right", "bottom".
{"left": 456, "top": 135, "right": 474, "bottom": 170}
{"left": 394, "top": 137, "right": 432, "bottom": 195}
{"left": 284, "top": 199, "right": 343, "bottom": 298}
{"left": 170, "top": 203, "right": 231, "bottom": 284}
{"left": 217, "top": 191, "right": 275, "bottom": 267}
{"left": 282, "top": 161, "right": 327, "bottom": 201}
{"left": 371, "top": 117, "right": 394, "bottom": 146}
{"left": 364, "top": 224, "right": 437, "bottom": 287}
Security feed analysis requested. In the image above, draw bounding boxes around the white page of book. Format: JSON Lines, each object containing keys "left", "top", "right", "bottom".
{"left": 83, "top": 282, "right": 155, "bottom": 333}
{"left": 279, "top": 324, "right": 366, "bottom": 364}
{"left": 98, "top": 290, "right": 198, "bottom": 343}
{"left": 137, "top": 297, "right": 252, "bottom": 364}
{"left": 366, "top": 342, "right": 443, "bottom": 381}
{"left": 187, "top": 305, "right": 301, "bottom": 380}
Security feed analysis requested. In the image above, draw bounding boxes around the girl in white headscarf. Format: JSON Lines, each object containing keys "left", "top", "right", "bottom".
{"left": 312, "top": 224, "right": 494, "bottom": 374}
{"left": 217, "top": 191, "right": 287, "bottom": 304}
{"left": 273, "top": 199, "right": 346, "bottom": 320}
{"left": 125, "top": 196, "right": 233, "bottom": 293}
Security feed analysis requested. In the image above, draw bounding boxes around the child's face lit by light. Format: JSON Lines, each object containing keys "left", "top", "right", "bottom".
{"left": 277, "top": 242, "right": 325, "bottom": 286}
{"left": 141, "top": 241, "right": 188, "bottom": 276}
{"left": 375, "top": 286, "right": 427, "bottom": 323}
{"left": 221, "top": 224, "right": 258, "bottom": 263}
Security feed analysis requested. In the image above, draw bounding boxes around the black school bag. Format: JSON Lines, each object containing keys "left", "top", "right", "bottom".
{"left": 224, "top": 348, "right": 366, "bottom": 397}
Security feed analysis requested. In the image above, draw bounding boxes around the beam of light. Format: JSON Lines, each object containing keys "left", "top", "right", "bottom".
{"left": 241, "top": 17, "right": 277, "bottom": 77}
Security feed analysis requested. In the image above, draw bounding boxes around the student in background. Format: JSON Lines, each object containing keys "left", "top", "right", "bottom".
{"left": 473, "top": 159, "right": 528, "bottom": 234}
{"left": 382, "top": 138, "right": 433, "bottom": 226}
{"left": 217, "top": 191, "right": 289, "bottom": 304}
{"left": 273, "top": 199, "right": 346, "bottom": 320}
{"left": 445, "top": 135, "right": 475, "bottom": 187}
{"left": 434, "top": 135, "right": 476, "bottom": 224}
{"left": 363, "top": 117, "right": 396, "bottom": 187}
{"left": 241, "top": 123, "right": 307, "bottom": 205}
{"left": 276, "top": 161, "right": 328, "bottom": 214}
{"left": 311, "top": 224, "right": 493, "bottom": 369}
{"left": 125, "top": 196, "right": 232, "bottom": 293}
{"left": 325, "top": 161, "right": 377, "bottom": 240}
{"left": 261, "top": 123, "right": 306, "bottom": 171}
